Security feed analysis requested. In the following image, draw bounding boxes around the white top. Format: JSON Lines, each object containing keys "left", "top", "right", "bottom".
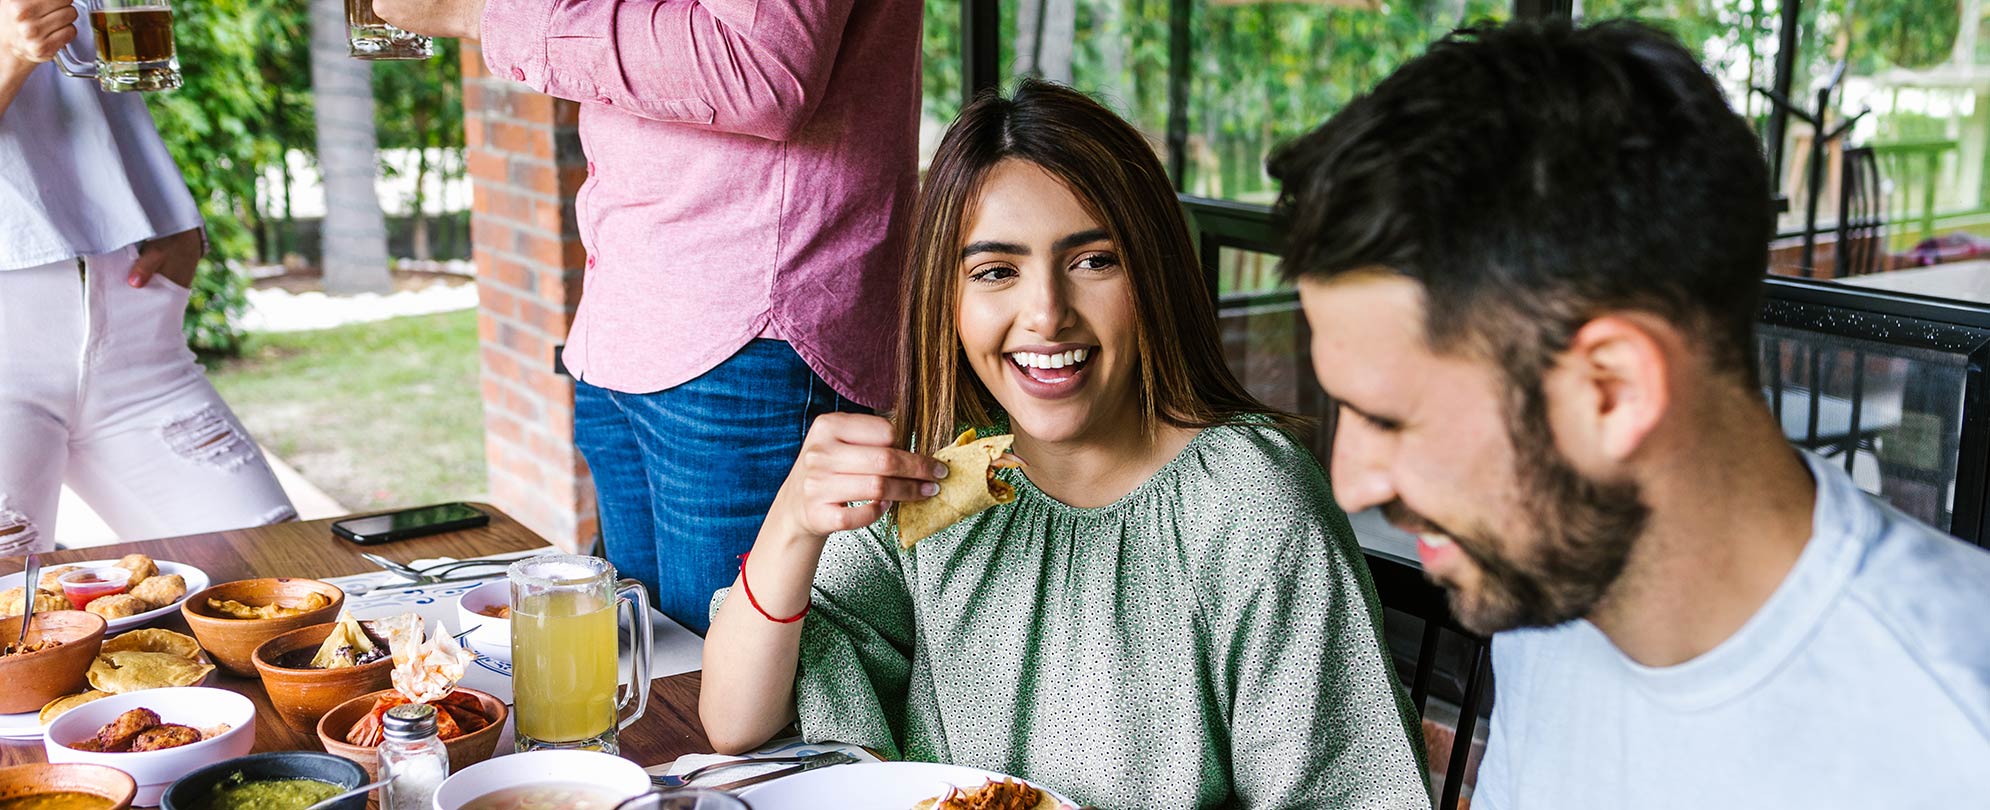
{"left": 0, "top": 29, "right": 201, "bottom": 271}
{"left": 1474, "top": 451, "right": 1990, "bottom": 809}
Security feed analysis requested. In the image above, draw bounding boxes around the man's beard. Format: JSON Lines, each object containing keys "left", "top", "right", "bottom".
{"left": 1388, "top": 392, "right": 1649, "bottom": 635}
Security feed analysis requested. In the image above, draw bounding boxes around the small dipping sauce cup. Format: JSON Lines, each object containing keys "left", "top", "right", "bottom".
{"left": 58, "top": 568, "right": 131, "bottom": 610}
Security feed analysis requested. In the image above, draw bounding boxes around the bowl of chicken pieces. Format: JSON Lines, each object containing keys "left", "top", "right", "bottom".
{"left": 43, "top": 687, "right": 256, "bottom": 806}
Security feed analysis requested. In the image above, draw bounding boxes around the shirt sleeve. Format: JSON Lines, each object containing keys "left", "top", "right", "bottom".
{"left": 1214, "top": 439, "right": 1431, "bottom": 809}
{"left": 479, "top": 0, "right": 855, "bottom": 140}
{"left": 789, "top": 519, "right": 916, "bottom": 759}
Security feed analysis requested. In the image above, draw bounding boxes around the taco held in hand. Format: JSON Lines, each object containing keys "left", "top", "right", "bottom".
{"left": 896, "top": 429, "right": 1025, "bottom": 548}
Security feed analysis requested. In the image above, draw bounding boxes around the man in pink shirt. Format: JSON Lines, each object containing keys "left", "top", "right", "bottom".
{"left": 376, "top": 0, "right": 920, "bottom": 632}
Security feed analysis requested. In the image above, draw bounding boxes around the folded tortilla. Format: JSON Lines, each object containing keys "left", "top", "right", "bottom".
{"left": 897, "top": 430, "right": 1018, "bottom": 548}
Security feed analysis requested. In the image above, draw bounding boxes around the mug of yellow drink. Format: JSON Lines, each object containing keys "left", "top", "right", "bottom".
{"left": 508, "top": 554, "right": 653, "bottom": 753}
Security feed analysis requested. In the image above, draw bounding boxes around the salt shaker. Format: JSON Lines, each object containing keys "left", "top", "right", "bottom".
{"left": 380, "top": 703, "right": 450, "bottom": 810}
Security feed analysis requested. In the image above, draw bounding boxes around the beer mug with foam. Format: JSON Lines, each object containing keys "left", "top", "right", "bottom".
{"left": 346, "top": 0, "right": 432, "bottom": 60}
{"left": 54, "top": 0, "right": 181, "bottom": 93}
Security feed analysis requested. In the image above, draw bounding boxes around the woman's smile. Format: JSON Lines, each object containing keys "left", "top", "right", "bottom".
{"left": 1005, "top": 344, "right": 1098, "bottom": 399}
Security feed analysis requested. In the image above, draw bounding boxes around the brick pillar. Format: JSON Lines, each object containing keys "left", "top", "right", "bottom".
{"left": 462, "top": 42, "right": 596, "bottom": 552}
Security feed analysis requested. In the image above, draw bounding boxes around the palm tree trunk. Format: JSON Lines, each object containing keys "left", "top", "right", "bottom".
{"left": 309, "top": 0, "right": 392, "bottom": 295}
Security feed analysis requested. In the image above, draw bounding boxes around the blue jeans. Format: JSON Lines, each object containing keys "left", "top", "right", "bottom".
{"left": 573, "top": 340, "right": 868, "bottom": 634}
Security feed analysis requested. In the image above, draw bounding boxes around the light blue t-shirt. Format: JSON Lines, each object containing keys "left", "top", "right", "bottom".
{"left": 1475, "top": 452, "right": 1990, "bottom": 809}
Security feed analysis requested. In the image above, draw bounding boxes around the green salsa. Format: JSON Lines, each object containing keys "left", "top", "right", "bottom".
{"left": 202, "top": 777, "right": 344, "bottom": 810}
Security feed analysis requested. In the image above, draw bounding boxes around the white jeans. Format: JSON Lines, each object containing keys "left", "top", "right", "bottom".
{"left": 0, "top": 246, "right": 295, "bottom": 552}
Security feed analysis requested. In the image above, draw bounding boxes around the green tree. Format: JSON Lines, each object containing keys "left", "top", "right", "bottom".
{"left": 142, "top": 0, "right": 281, "bottom": 356}
{"left": 374, "top": 38, "right": 464, "bottom": 261}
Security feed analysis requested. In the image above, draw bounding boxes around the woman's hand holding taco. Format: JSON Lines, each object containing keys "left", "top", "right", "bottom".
{"left": 701, "top": 412, "right": 944, "bottom": 754}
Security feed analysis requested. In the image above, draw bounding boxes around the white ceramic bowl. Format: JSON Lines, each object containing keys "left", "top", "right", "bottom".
{"left": 432, "top": 749, "right": 649, "bottom": 810}
{"left": 45, "top": 686, "right": 255, "bottom": 806}
{"left": 454, "top": 579, "right": 511, "bottom": 664}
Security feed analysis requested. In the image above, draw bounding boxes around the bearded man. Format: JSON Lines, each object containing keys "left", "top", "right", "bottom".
{"left": 1273, "top": 19, "right": 1990, "bottom": 809}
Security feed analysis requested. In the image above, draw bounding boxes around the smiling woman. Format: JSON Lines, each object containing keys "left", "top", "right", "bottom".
{"left": 699, "top": 80, "right": 1431, "bottom": 810}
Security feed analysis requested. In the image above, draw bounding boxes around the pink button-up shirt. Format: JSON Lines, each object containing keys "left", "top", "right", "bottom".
{"left": 481, "top": 0, "right": 921, "bottom": 408}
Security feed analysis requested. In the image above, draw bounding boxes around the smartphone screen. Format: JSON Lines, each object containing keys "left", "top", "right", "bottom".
{"left": 336, "top": 503, "right": 486, "bottom": 540}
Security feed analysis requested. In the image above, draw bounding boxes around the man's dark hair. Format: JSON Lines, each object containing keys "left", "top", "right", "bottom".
{"left": 1269, "top": 19, "right": 1771, "bottom": 388}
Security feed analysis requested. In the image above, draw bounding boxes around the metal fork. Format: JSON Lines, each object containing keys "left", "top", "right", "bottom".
{"left": 649, "top": 751, "right": 853, "bottom": 788}
{"left": 361, "top": 553, "right": 514, "bottom": 583}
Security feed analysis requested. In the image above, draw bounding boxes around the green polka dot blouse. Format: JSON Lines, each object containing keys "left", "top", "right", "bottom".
{"left": 741, "top": 421, "right": 1430, "bottom": 809}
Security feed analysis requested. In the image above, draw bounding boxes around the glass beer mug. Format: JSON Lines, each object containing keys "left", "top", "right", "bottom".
{"left": 346, "top": 0, "right": 432, "bottom": 60}
{"left": 54, "top": 0, "right": 181, "bottom": 93}
{"left": 509, "top": 555, "right": 653, "bottom": 753}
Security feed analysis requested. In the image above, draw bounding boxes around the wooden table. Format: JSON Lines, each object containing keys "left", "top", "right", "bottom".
{"left": 0, "top": 504, "right": 712, "bottom": 768}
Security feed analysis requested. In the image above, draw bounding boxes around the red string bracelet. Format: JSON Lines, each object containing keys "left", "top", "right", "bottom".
{"left": 739, "top": 552, "right": 808, "bottom": 624}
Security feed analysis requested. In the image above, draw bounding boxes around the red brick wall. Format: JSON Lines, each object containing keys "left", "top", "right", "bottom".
{"left": 462, "top": 43, "right": 596, "bottom": 551}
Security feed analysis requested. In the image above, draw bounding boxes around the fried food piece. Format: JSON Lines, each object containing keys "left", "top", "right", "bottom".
{"left": 101, "top": 628, "right": 201, "bottom": 659}
{"left": 40, "top": 691, "right": 111, "bottom": 725}
{"left": 475, "top": 604, "right": 510, "bottom": 619}
{"left": 36, "top": 566, "right": 78, "bottom": 594}
{"left": 1, "top": 588, "right": 70, "bottom": 617}
{"left": 95, "top": 707, "right": 160, "bottom": 752}
{"left": 197, "top": 722, "right": 232, "bottom": 740}
{"left": 128, "top": 573, "right": 186, "bottom": 607}
{"left": 206, "top": 591, "right": 331, "bottom": 620}
{"left": 112, "top": 554, "right": 157, "bottom": 586}
{"left": 129, "top": 723, "right": 202, "bottom": 751}
{"left": 86, "top": 593, "right": 151, "bottom": 619}
{"left": 66, "top": 737, "right": 106, "bottom": 752}
{"left": 88, "top": 650, "right": 213, "bottom": 693}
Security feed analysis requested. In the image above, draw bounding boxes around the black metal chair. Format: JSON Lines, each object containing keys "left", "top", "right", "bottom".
{"left": 1834, "top": 146, "right": 1888, "bottom": 279}
{"left": 1365, "top": 550, "right": 1492, "bottom": 810}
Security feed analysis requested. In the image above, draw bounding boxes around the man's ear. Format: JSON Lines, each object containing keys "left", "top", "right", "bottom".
{"left": 1545, "top": 314, "right": 1672, "bottom": 465}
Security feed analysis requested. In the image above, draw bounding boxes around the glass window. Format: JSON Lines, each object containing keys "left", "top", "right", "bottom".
{"left": 1183, "top": 0, "right": 1510, "bottom": 204}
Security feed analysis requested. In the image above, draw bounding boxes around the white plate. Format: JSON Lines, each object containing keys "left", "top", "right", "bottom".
{"left": 0, "top": 559, "right": 210, "bottom": 634}
{"left": 738, "top": 762, "right": 1079, "bottom": 810}
{"left": 0, "top": 647, "right": 218, "bottom": 740}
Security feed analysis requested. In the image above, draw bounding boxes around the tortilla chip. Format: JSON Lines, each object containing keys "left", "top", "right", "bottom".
{"left": 896, "top": 430, "right": 1019, "bottom": 548}
{"left": 87, "top": 650, "right": 213, "bottom": 693}
{"left": 38, "top": 690, "right": 110, "bottom": 725}
{"left": 102, "top": 628, "right": 202, "bottom": 660}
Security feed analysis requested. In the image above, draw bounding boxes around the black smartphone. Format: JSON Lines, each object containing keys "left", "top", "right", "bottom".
{"left": 332, "top": 502, "right": 491, "bottom": 545}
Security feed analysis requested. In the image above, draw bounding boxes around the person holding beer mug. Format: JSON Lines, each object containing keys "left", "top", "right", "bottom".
{"left": 370, "top": 0, "right": 922, "bottom": 634}
{"left": 0, "top": 0, "right": 297, "bottom": 549}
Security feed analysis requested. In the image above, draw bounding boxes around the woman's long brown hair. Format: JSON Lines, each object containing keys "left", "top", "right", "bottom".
{"left": 893, "top": 79, "right": 1297, "bottom": 452}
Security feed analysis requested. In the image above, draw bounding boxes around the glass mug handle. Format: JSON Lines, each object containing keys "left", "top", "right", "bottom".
{"left": 53, "top": 0, "right": 97, "bottom": 79}
{"left": 614, "top": 578, "right": 653, "bottom": 731}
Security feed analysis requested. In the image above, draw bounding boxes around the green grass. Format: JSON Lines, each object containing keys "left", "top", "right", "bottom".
{"left": 205, "top": 310, "right": 487, "bottom": 511}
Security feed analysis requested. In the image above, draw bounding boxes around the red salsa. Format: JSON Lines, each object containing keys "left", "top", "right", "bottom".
{"left": 59, "top": 569, "right": 130, "bottom": 610}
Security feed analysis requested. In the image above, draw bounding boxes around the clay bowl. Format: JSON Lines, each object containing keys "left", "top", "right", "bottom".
{"left": 0, "top": 762, "right": 136, "bottom": 809}
{"left": 252, "top": 623, "right": 394, "bottom": 735}
{"left": 0, "top": 610, "right": 107, "bottom": 714}
{"left": 182, "top": 578, "right": 344, "bottom": 676}
{"left": 161, "top": 751, "right": 368, "bottom": 810}
{"left": 316, "top": 688, "right": 508, "bottom": 781}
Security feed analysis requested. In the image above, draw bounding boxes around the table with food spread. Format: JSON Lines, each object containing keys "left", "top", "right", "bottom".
{"left": 0, "top": 506, "right": 1081, "bottom": 810}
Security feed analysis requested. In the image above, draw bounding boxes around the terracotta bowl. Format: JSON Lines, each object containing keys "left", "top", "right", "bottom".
{"left": 316, "top": 688, "right": 508, "bottom": 781}
{"left": 181, "top": 577, "right": 344, "bottom": 676}
{"left": 252, "top": 623, "right": 394, "bottom": 735}
{"left": 0, "top": 610, "right": 107, "bottom": 714}
{"left": 0, "top": 762, "right": 136, "bottom": 809}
